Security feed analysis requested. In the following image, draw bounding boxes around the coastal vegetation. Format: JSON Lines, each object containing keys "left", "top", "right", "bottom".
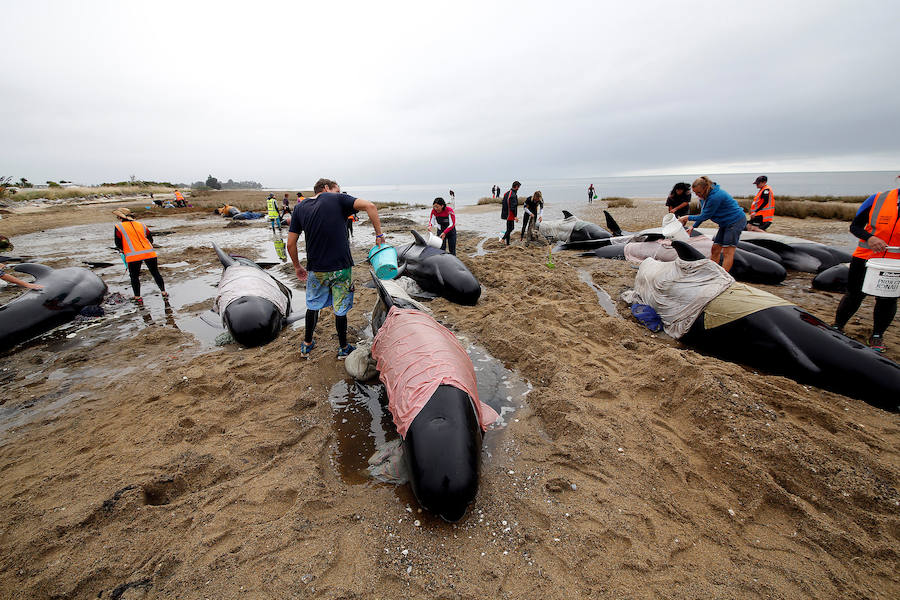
{"left": 691, "top": 196, "right": 863, "bottom": 220}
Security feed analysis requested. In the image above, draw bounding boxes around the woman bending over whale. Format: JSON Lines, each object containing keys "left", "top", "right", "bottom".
{"left": 113, "top": 208, "right": 167, "bottom": 305}
{"left": 427, "top": 197, "right": 457, "bottom": 255}
{"left": 679, "top": 176, "right": 746, "bottom": 273}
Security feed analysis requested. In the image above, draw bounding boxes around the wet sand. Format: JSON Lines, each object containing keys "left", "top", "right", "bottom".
{"left": 0, "top": 196, "right": 898, "bottom": 599}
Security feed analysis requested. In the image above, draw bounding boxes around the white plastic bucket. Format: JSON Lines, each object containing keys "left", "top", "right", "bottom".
{"left": 862, "top": 257, "right": 900, "bottom": 297}
{"left": 661, "top": 213, "right": 690, "bottom": 242}
{"left": 425, "top": 232, "right": 442, "bottom": 248}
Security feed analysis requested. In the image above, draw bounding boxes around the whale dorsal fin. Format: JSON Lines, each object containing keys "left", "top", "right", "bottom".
{"left": 603, "top": 211, "right": 623, "bottom": 236}
{"left": 562, "top": 210, "right": 574, "bottom": 219}
{"left": 671, "top": 241, "right": 706, "bottom": 261}
{"left": 410, "top": 230, "right": 427, "bottom": 246}
{"left": 213, "top": 243, "right": 236, "bottom": 268}
{"left": 13, "top": 263, "right": 53, "bottom": 279}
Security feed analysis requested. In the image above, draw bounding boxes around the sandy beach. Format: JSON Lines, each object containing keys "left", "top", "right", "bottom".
{"left": 0, "top": 192, "right": 898, "bottom": 599}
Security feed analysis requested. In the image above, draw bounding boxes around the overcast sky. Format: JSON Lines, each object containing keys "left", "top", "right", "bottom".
{"left": 2, "top": 0, "right": 898, "bottom": 187}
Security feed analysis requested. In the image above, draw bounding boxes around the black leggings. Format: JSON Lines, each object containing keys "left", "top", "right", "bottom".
{"left": 304, "top": 310, "right": 348, "bottom": 348}
{"left": 520, "top": 213, "right": 531, "bottom": 239}
{"left": 834, "top": 256, "right": 898, "bottom": 336}
{"left": 502, "top": 220, "right": 515, "bottom": 245}
{"left": 439, "top": 227, "right": 457, "bottom": 255}
{"left": 127, "top": 258, "right": 165, "bottom": 297}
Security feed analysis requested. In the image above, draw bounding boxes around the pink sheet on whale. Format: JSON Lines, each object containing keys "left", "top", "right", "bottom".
{"left": 371, "top": 307, "right": 499, "bottom": 438}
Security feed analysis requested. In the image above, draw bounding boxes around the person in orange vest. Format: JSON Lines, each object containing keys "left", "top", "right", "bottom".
{"left": 833, "top": 187, "right": 900, "bottom": 352}
{"left": 113, "top": 208, "right": 167, "bottom": 305}
{"left": 746, "top": 175, "right": 774, "bottom": 232}
{"left": 173, "top": 189, "right": 187, "bottom": 207}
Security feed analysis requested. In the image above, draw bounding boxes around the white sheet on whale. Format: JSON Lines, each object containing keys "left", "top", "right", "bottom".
{"left": 538, "top": 215, "right": 588, "bottom": 243}
{"left": 623, "top": 257, "right": 734, "bottom": 338}
{"left": 214, "top": 265, "right": 289, "bottom": 317}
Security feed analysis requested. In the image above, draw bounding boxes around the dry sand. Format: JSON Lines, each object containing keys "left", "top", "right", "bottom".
{"left": 0, "top": 195, "right": 898, "bottom": 599}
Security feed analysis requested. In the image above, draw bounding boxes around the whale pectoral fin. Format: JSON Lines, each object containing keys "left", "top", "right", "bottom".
{"left": 768, "top": 325, "right": 822, "bottom": 374}
{"left": 410, "top": 230, "right": 427, "bottom": 246}
{"left": 285, "top": 314, "right": 304, "bottom": 325}
{"left": 396, "top": 263, "right": 407, "bottom": 277}
{"left": 13, "top": 263, "right": 54, "bottom": 279}
{"left": 434, "top": 269, "right": 444, "bottom": 286}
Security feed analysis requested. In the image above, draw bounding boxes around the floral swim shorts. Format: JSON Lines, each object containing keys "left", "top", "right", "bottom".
{"left": 305, "top": 267, "right": 354, "bottom": 316}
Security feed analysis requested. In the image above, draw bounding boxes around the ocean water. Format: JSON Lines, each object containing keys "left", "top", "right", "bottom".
{"left": 336, "top": 171, "right": 899, "bottom": 208}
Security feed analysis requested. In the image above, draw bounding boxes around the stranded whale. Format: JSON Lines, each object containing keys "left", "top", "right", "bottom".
{"left": 0, "top": 264, "right": 107, "bottom": 352}
{"left": 366, "top": 274, "right": 498, "bottom": 521}
{"left": 395, "top": 231, "right": 481, "bottom": 305}
{"left": 213, "top": 244, "right": 293, "bottom": 347}
{"left": 626, "top": 241, "right": 899, "bottom": 411}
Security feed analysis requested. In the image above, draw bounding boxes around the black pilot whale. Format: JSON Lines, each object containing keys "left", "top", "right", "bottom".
{"left": 369, "top": 274, "right": 498, "bottom": 521}
{"left": 395, "top": 231, "right": 481, "bottom": 305}
{"left": 668, "top": 241, "right": 900, "bottom": 411}
{"left": 0, "top": 264, "right": 107, "bottom": 352}
{"left": 213, "top": 244, "right": 293, "bottom": 347}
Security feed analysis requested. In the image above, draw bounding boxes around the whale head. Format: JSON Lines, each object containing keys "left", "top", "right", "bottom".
{"left": 222, "top": 296, "right": 283, "bottom": 347}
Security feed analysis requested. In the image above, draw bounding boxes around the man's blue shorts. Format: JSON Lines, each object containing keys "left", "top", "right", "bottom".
{"left": 306, "top": 268, "right": 354, "bottom": 316}
{"left": 713, "top": 215, "right": 747, "bottom": 247}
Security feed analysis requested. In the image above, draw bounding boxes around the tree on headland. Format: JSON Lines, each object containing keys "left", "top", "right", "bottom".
{"left": 16, "top": 178, "right": 33, "bottom": 188}
{"left": 205, "top": 175, "right": 222, "bottom": 190}
{"left": 47, "top": 181, "right": 61, "bottom": 188}
{"left": 0, "top": 175, "right": 12, "bottom": 198}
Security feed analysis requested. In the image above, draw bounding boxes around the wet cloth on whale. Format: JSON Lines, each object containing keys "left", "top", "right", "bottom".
{"left": 371, "top": 307, "right": 499, "bottom": 438}
{"left": 537, "top": 215, "right": 582, "bottom": 243}
{"left": 624, "top": 236, "right": 713, "bottom": 264}
{"left": 623, "top": 257, "right": 734, "bottom": 338}
{"left": 702, "top": 282, "right": 793, "bottom": 329}
{"left": 214, "top": 265, "right": 289, "bottom": 316}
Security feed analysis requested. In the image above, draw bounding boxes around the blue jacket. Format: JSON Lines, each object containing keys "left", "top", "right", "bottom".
{"left": 688, "top": 184, "right": 745, "bottom": 227}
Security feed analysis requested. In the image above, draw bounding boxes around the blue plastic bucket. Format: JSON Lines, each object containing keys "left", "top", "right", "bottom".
{"left": 368, "top": 243, "right": 398, "bottom": 280}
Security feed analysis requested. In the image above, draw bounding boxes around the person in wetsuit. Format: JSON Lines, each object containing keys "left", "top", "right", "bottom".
{"left": 428, "top": 197, "right": 457, "bottom": 255}
{"left": 520, "top": 191, "right": 544, "bottom": 242}
{"left": 501, "top": 181, "right": 520, "bottom": 246}
{"left": 833, "top": 187, "right": 900, "bottom": 352}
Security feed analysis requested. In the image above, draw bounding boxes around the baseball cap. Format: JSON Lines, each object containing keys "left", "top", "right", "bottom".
{"left": 753, "top": 175, "right": 768, "bottom": 184}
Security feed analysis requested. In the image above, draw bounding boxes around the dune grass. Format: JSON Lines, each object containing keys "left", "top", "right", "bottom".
{"left": 11, "top": 185, "right": 177, "bottom": 202}
{"left": 690, "top": 198, "right": 859, "bottom": 221}
{"left": 477, "top": 196, "right": 502, "bottom": 205}
{"left": 604, "top": 197, "right": 634, "bottom": 208}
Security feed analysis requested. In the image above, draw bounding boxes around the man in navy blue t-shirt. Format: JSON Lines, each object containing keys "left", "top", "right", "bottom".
{"left": 287, "top": 178, "right": 385, "bottom": 359}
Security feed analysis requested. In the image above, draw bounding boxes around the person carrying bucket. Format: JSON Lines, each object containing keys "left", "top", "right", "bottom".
{"left": 266, "top": 193, "right": 281, "bottom": 232}
{"left": 287, "top": 178, "right": 385, "bottom": 359}
{"left": 833, "top": 186, "right": 900, "bottom": 352}
{"left": 427, "top": 197, "right": 457, "bottom": 255}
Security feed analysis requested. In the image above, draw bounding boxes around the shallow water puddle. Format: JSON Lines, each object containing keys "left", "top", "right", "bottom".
{"left": 469, "top": 236, "right": 493, "bottom": 257}
{"left": 577, "top": 269, "right": 620, "bottom": 317}
{"left": 328, "top": 341, "right": 529, "bottom": 486}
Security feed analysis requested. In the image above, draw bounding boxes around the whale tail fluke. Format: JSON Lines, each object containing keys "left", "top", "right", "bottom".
{"left": 603, "top": 211, "right": 623, "bottom": 236}
{"left": 672, "top": 240, "right": 707, "bottom": 261}
{"left": 212, "top": 243, "right": 237, "bottom": 268}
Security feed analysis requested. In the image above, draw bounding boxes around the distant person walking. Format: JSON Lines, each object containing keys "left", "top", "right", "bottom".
{"left": 428, "top": 197, "right": 457, "bottom": 255}
{"left": 491, "top": 185, "right": 497, "bottom": 198}
{"left": 449, "top": 189, "right": 456, "bottom": 208}
{"left": 678, "top": 176, "right": 746, "bottom": 272}
{"left": 665, "top": 182, "right": 692, "bottom": 217}
{"left": 747, "top": 175, "right": 775, "bottom": 231}
{"left": 833, "top": 186, "right": 900, "bottom": 352}
{"left": 588, "top": 184, "right": 595, "bottom": 204}
{"left": 113, "top": 208, "right": 167, "bottom": 304}
{"left": 501, "top": 181, "right": 521, "bottom": 246}
{"left": 494, "top": 185, "right": 500, "bottom": 198}
{"left": 266, "top": 193, "right": 281, "bottom": 232}
{"left": 287, "top": 178, "right": 385, "bottom": 359}
{"left": 521, "top": 190, "right": 544, "bottom": 242}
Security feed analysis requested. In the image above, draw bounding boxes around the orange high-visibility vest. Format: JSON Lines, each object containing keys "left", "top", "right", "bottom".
{"left": 750, "top": 185, "right": 775, "bottom": 222}
{"left": 853, "top": 188, "right": 900, "bottom": 260}
{"left": 174, "top": 190, "right": 184, "bottom": 201}
{"left": 116, "top": 221, "right": 157, "bottom": 263}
